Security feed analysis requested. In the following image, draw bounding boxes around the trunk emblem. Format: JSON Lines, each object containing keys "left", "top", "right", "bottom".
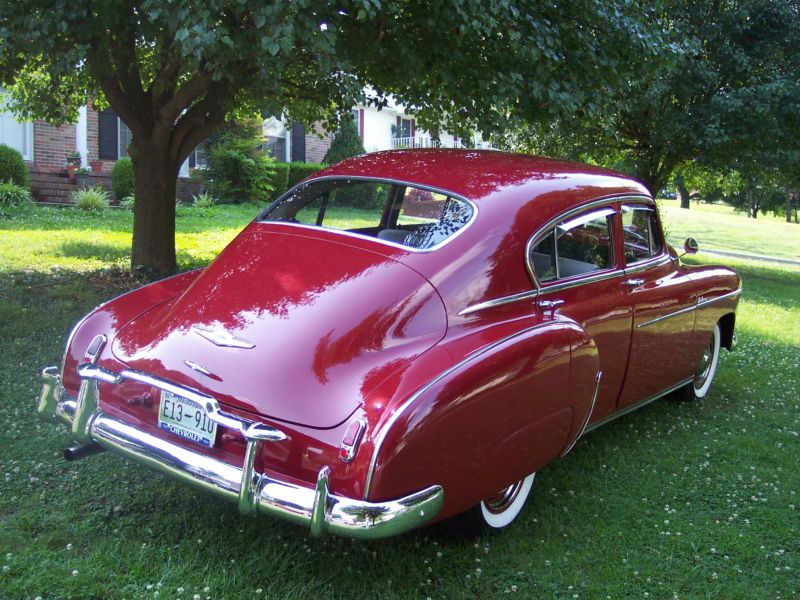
{"left": 192, "top": 325, "right": 256, "bottom": 349}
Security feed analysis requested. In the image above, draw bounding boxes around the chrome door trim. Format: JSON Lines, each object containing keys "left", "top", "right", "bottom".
{"left": 560, "top": 370, "right": 602, "bottom": 456}
{"left": 584, "top": 376, "right": 694, "bottom": 433}
{"left": 636, "top": 287, "right": 742, "bottom": 329}
{"left": 458, "top": 289, "right": 540, "bottom": 316}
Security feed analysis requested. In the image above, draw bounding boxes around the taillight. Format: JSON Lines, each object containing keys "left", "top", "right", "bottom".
{"left": 339, "top": 419, "right": 366, "bottom": 463}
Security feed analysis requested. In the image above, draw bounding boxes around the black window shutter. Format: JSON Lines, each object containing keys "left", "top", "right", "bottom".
{"left": 291, "top": 123, "right": 306, "bottom": 162}
{"left": 98, "top": 109, "right": 118, "bottom": 160}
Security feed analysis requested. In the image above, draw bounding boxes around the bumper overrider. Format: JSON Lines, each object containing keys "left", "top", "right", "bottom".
{"left": 37, "top": 362, "right": 443, "bottom": 539}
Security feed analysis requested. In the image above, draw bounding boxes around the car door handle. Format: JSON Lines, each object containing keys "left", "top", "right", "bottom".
{"left": 626, "top": 278, "right": 645, "bottom": 287}
{"left": 539, "top": 299, "right": 565, "bottom": 310}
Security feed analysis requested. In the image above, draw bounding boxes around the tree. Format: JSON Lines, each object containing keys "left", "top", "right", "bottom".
{"left": 0, "top": 1, "right": 673, "bottom": 273}
{"left": 323, "top": 118, "right": 365, "bottom": 165}
{"left": 501, "top": 0, "right": 800, "bottom": 198}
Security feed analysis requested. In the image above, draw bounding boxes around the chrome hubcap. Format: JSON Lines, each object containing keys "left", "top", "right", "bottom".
{"left": 483, "top": 480, "right": 524, "bottom": 514}
{"left": 694, "top": 337, "right": 714, "bottom": 389}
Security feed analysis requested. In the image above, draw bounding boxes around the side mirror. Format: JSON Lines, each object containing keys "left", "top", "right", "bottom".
{"left": 683, "top": 237, "right": 699, "bottom": 256}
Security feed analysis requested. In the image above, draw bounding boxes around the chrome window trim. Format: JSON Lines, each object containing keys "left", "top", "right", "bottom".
{"left": 459, "top": 195, "right": 653, "bottom": 317}
{"left": 620, "top": 202, "right": 667, "bottom": 269}
{"left": 525, "top": 195, "right": 652, "bottom": 288}
{"left": 636, "top": 287, "right": 742, "bottom": 329}
{"left": 257, "top": 175, "right": 478, "bottom": 254}
{"left": 364, "top": 322, "right": 555, "bottom": 499}
{"left": 624, "top": 253, "right": 672, "bottom": 275}
{"left": 536, "top": 269, "right": 626, "bottom": 296}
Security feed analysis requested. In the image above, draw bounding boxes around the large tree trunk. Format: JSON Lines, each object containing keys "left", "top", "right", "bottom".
{"left": 746, "top": 184, "right": 757, "bottom": 219}
{"left": 675, "top": 172, "right": 690, "bottom": 209}
{"left": 129, "top": 140, "right": 179, "bottom": 273}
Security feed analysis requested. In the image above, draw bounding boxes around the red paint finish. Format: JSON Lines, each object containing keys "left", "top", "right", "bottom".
{"left": 57, "top": 150, "right": 741, "bottom": 525}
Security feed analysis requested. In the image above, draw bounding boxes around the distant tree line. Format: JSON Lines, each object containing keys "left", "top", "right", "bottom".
{"left": 497, "top": 0, "right": 800, "bottom": 222}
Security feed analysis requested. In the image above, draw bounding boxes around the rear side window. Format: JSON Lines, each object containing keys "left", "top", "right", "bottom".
{"left": 622, "top": 205, "right": 664, "bottom": 264}
{"left": 261, "top": 178, "right": 473, "bottom": 250}
{"left": 529, "top": 207, "right": 615, "bottom": 283}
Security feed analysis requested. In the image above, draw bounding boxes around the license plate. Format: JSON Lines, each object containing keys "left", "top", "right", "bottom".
{"left": 158, "top": 390, "right": 217, "bottom": 448}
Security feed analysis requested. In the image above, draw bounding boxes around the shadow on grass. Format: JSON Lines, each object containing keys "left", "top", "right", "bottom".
{"left": 60, "top": 241, "right": 130, "bottom": 262}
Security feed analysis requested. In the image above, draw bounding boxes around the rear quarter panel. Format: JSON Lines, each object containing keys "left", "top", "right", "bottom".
{"left": 364, "top": 317, "right": 599, "bottom": 521}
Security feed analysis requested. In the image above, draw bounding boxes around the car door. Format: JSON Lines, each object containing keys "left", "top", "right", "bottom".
{"left": 616, "top": 203, "right": 700, "bottom": 409}
{"left": 527, "top": 200, "right": 633, "bottom": 424}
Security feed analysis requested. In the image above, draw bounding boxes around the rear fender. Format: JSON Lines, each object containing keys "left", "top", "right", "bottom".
{"left": 60, "top": 270, "right": 203, "bottom": 393}
{"left": 365, "top": 318, "right": 598, "bottom": 520}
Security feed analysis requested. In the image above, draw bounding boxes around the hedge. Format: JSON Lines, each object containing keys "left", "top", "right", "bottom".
{"left": 287, "top": 162, "right": 325, "bottom": 189}
{"left": 269, "top": 162, "right": 290, "bottom": 200}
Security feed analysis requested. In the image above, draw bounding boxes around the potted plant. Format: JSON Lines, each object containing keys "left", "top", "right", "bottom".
{"left": 74, "top": 166, "right": 93, "bottom": 188}
{"left": 89, "top": 159, "right": 104, "bottom": 174}
{"left": 65, "top": 151, "right": 82, "bottom": 180}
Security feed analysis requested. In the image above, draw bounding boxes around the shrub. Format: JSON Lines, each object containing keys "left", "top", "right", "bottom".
{"left": 72, "top": 187, "right": 110, "bottom": 211}
{"left": 323, "top": 119, "right": 365, "bottom": 165}
{"left": 268, "top": 162, "right": 290, "bottom": 200}
{"left": 287, "top": 162, "right": 325, "bottom": 189}
{"left": 192, "top": 192, "right": 215, "bottom": 208}
{"left": 204, "top": 117, "right": 277, "bottom": 203}
{"left": 0, "top": 180, "right": 32, "bottom": 208}
{"left": 0, "top": 144, "right": 30, "bottom": 189}
{"left": 119, "top": 194, "right": 135, "bottom": 211}
{"left": 206, "top": 139, "right": 276, "bottom": 203}
{"left": 111, "top": 157, "right": 134, "bottom": 200}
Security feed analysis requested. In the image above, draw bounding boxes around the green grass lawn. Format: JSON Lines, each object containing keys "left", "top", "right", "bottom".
{"left": 659, "top": 200, "right": 800, "bottom": 261}
{"left": 1, "top": 205, "right": 798, "bottom": 599}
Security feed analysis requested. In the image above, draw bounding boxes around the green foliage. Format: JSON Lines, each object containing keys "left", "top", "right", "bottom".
{"left": 192, "top": 192, "right": 215, "bottom": 208}
{"left": 0, "top": 0, "right": 677, "bottom": 271}
{"left": 0, "top": 144, "right": 30, "bottom": 189}
{"left": 323, "top": 119, "right": 365, "bottom": 165}
{"left": 111, "top": 157, "right": 134, "bottom": 200}
{"left": 0, "top": 180, "right": 32, "bottom": 208}
{"left": 119, "top": 194, "right": 135, "bottom": 211}
{"left": 287, "top": 162, "right": 325, "bottom": 189}
{"left": 268, "top": 162, "right": 289, "bottom": 200}
{"left": 72, "top": 186, "right": 110, "bottom": 211}
{"left": 205, "top": 119, "right": 275, "bottom": 203}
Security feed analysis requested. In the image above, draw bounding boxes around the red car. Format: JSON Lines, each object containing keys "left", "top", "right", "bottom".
{"left": 38, "top": 150, "right": 741, "bottom": 538}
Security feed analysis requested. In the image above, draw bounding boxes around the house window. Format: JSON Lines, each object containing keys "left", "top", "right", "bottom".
{"left": 397, "top": 118, "right": 413, "bottom": 139}
{"left": 262, "top": 135, "right": 287, "bottom": 161}
{"left": 118, "top": 119, "right": 132, "bottom": 158}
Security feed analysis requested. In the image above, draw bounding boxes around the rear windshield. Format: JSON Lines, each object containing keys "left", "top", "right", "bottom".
{"left": 259, "top": 178, "right": 474, "bottom": 250}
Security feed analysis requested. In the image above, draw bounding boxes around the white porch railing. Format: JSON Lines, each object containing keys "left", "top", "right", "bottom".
{"left": 389, "top": 137, "right": 494, "bottom": 150}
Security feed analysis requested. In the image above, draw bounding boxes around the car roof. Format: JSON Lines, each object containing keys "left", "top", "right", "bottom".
{"left": 310, "top": 149, "right": 650, "bottom": 207}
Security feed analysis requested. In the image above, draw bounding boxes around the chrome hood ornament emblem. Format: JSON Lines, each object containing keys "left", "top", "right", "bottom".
{"left": 191, "top": 325, "right": 256, "bottom": 349}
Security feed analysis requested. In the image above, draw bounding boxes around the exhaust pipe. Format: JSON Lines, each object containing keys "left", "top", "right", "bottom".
{"left": 64, "top": 442, "right": 106, "bottom": 461}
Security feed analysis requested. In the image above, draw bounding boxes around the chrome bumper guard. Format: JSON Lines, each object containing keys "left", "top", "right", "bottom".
{"left": 38, "top": 366, "right": 443, "bottom": 539}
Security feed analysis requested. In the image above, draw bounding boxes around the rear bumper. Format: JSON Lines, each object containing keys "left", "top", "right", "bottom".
{"left": 38, "top": 366, "right": 443, "bottom": 539}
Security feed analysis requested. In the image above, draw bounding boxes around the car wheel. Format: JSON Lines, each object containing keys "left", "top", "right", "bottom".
{"left": 674, "top": 323, "right": 721, "bottom": 401}
{"left": 442, "top": 473, "right": 536, "bottom": 538}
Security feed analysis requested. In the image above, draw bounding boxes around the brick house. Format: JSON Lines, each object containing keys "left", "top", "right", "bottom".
{"left": 1, "top": 94, "right": 491, "bottom": 204}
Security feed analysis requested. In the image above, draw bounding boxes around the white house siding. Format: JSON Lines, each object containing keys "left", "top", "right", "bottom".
{"left": 0, "top": 92, "right": 34, "bottom": 161}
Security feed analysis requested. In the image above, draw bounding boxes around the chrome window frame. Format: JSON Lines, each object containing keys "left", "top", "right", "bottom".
{"left": 620, "top": 202, "right": 667, "bottom": 268}
{"left": 525, "top": 197, "right": 637, "bottom": 289}
{"left": 257, "top": 175, "right": 478, "bottom": 254}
